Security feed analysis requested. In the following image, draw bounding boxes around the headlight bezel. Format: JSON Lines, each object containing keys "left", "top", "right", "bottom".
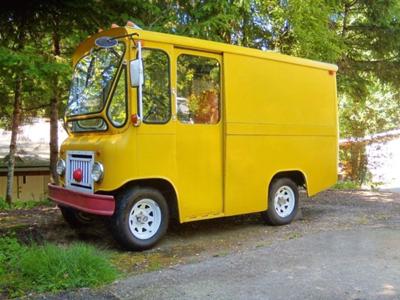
{"left": 91, "top": 161, "right": 104, "bottom": 182}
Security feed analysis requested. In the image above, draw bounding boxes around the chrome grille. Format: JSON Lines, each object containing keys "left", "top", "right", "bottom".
{"left": 66, "top": 151, "right": 94, "bottom": 193}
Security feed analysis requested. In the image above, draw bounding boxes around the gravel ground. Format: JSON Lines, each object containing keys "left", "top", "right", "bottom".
{"left": 108, "top": 227, "right": 400, "bottom": 300}
{"left": 2, "top": 189, "right": 400, "bottom": 299}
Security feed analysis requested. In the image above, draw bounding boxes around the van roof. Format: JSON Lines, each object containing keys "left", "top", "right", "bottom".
{"left": 74, "top": 27, "right": 338, "bottom": 72}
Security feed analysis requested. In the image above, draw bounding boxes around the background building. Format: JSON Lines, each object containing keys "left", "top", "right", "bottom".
{"left": 0, "top": 119, "right": 67, "bottom": 201}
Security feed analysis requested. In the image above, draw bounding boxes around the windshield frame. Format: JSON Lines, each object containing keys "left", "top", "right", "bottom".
{"left": 106, "top": 63, "right": 129, "bottom": 128}
{"left": 65, "top": 41, "right": 126, "bottom": 120}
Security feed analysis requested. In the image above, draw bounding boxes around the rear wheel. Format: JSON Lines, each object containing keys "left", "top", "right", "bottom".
{"left": 59, "top": 206, "right": 94, "bottom": 228}
{"left": 262, "top": 178, "right": 299, "bottom": 225}
{"left": 110, "top": 187, "right": 169, "bottom": 251}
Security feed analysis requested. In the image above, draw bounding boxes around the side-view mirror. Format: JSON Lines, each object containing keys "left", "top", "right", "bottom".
{"left": 130, "top": 59, "right": 143, "bottom": 87}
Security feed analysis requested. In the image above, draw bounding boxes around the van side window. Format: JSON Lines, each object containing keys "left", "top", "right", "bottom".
{"left": 142, "top": 49, "right": 171, "bottom": 123}
{"left": 177, "top": 55, "right": 220, "bottom": 124}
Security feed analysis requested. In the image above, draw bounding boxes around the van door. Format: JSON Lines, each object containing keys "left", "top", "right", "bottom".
{"left": 174, "top": 49, "right": 223, "bottom": 221}
{"left": 135, "top": 43, "right": 177, "bottom": 183}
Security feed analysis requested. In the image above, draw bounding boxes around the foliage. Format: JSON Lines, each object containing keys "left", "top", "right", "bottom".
{"left": 0, "top": 237, "right": 117, "bottom": 298}
{"left": 0, "top": 46, "right": 71, "bottom": 128}
{"left": 332, "top": 180, "right": 361, "bottom": 190}
{"left": 0, "top": 236, "right": 23, "bottom": 277}
{"left": 1, "top": 0, "right": 400, "bottom": 185}
{"left": 0, "top": 198, "right": 53, "bottom": 211}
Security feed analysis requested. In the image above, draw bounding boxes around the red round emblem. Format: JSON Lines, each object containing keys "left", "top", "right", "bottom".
{"left": 73, "top": 168, "right": 83, "bottom": 182}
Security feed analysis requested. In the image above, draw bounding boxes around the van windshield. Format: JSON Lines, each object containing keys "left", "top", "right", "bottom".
{"left": 66, "top": 43, "right": 125, "bottom": 117}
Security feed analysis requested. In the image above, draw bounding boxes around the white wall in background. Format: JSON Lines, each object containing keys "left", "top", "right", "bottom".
{"left": 367, "top": 137, "right": 400, "bottom": 191}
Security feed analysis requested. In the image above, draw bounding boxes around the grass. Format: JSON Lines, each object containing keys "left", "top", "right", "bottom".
{"left": 0, "top": 197, "right": 53, "bottom": 210}
{"left": 0, "top": 236, "right": 118, "bottom": 298}
{"left": 286, "top": 232, "right": 303, "bottom": 240}
{"left": 332, "top": 180, "right": 360, "bottom": 190}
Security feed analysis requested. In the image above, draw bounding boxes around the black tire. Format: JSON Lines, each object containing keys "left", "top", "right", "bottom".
{"left": 110, "top": 187, "right": 169, "bottom": 251}
{"left": 262, "top": 178, "right": 299, "bottom": 226}
{"left": 59, "top": 206, "right": 95, "bottom": 228}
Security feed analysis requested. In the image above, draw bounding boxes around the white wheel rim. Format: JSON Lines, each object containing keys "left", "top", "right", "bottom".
{"left": 128, "top": 198, "right": 162, "bottom": 240}
{"left": 274, "top": 186, "right": 296, "bottom": 218}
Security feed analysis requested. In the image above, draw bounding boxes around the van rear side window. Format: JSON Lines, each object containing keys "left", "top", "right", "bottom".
{"left": 177, "top": 54, "right": 220, "bottom": 124}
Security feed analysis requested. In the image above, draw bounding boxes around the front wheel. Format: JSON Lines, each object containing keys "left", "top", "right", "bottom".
{"left": 110, "top": 187, "right": 169, "bottom": 251}
{"left": 262, "top": 178, "right": 299, "bottom": 225}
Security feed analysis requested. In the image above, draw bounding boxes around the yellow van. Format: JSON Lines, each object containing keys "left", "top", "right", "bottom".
{"left": 49, "top": 24, "right": 338, "bottom": 250}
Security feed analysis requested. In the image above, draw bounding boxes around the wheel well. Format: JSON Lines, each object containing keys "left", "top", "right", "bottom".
{"left": 270, "top": 171, "right": 307, "bottom": 189}
{"left": 115, "top": 179, "right": 179, "bottom": 221}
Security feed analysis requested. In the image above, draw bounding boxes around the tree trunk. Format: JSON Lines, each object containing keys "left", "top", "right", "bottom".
{"left": 49, "top": 26, "right": 61, "bottom": 185}
{"left": 348, "top": 141, "right": 368, "bottom": 185}
{"left": 6, "top": 78, "right": 22, "bottom": 204}
{"left": 50, "top": 92, "right": 59, "bottom": 184}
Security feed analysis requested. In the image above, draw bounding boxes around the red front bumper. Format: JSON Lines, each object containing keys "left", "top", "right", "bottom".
{"left": 48, "top": 184, "right": 115, "bottom": 216}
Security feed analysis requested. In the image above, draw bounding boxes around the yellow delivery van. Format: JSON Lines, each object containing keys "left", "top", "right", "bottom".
{"left": 49, "top": 24, "right": 338, "bottom": 250}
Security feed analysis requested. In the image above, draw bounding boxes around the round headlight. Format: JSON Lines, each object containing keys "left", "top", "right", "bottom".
{"left": 56, "top": 159, "right": 66, "bottom": 176}
{"left": 91, "top": 162, "right": 104, "bottom": 182}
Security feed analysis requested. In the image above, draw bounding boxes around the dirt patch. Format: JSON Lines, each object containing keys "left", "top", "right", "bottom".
{"left": 1, "top": 189, "right": 400, "bottom": 277}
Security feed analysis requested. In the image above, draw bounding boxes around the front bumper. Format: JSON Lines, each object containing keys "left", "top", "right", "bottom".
{"left": 48, "top": 184, "right": 115, "bottom": 216}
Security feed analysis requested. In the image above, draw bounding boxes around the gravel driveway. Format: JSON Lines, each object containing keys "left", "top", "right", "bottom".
{"left": 22, "top": 189, "right": 400, "bottom": 299}
{"left": 110, "top": 227, "right": 400, "bottom": 300}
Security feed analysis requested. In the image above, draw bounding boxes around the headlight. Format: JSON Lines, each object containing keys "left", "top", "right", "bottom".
{"left": 56, "top": 159, "right": 66, "bottom": 176}
{"left": 91, "top": 162, "right": 104, "bottom": 182}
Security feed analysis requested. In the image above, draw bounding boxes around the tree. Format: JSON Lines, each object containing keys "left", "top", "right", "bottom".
{"left": 2, "top": 0, "right": 400, "bottom": 193}
{"left": 0, "top": 1, "right": 83, "bottom": 201}
{"left": 0, "top": 0, "right": 113, "bottom": 201}
{"left": 0, "top": 6, "right": 30, "bottom": 204}
{"left": 257, "top": 0, "right": 400, "bottom": 183}
{"left": 335, "top": 0, "right": 400, "bottom": 182}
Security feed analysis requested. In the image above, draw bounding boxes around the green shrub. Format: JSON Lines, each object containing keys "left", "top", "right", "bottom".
{"left": 332, "top": 180, "right": 360, "bottom": 190}
{"left": 0, "top": 198, "right": 11, "bottom": 210}
{"left": 0, "top": 198, "right": 53, "bottom": 210}
{"left": 13, "top": 199, "right": 52, "bottom": 209}
{"left": 0, "top": 235, "right": 25, "bottom": 275}
{"left": 0, "top": 237, "right": 118, "bottom": 297}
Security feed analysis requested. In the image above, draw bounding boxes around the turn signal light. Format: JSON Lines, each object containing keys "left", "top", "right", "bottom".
{"left": 131, "top": 114, "right": 141, "bottom": 127}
